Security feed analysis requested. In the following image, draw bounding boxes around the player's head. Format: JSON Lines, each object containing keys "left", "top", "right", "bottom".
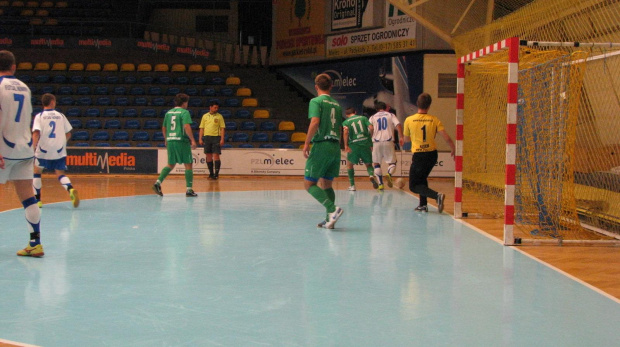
{"left": 209, "top": 100, "right": 220, "bottom": 112}
{"left": 416, "top": 93, "right": 432, "bottom": 110}
{"left": 41, "top": 93, "right": 56, "bottom": 108}
{"left": 314, "top": 73, "right": 332, "bottom": 93}
{"left": 0, "top": 50, "right": 16, "bottom": 73}
{"left": 375, "top": 101, "right": 387, "bottom": 111}
{"left": 174, "top": 93, "right": 190, "bottom": 107}
{"left": 345, "top": 107, "right": 356, "bottom": 118}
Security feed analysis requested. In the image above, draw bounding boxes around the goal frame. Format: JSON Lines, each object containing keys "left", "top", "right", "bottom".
{"left": 454, "top": 37, "right": 620, "bottom": 246}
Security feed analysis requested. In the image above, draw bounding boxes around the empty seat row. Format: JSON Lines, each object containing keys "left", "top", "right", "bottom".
{"left": 37, "top": 95, "right": 246, "bottom": 108}
{"left": 17, "top": 62, "right": 222, "bottom": 73}
{"left": 20, "top": 74, "right": 231, "bottom": 86}
{"left": 71, "top": 130, "right": 152, "bottom": 142}
{"left": 36, "top": 107, "right": 265, "bottom": 120}
{"left": 228, "top": 132, "right": 291, "bottom": 143}
{"left": 71, "top": 119, "right": 161, "bottom": 130}
{"left": 31, "top": 85, "right": 246, "bottom": 97}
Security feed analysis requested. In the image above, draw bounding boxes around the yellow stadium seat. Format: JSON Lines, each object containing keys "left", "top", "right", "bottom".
{"left": 278, "top": 121, "right": 295, "bottom": 131}
{"left": 171, "top": 64, "right": 186, "bottom": 72}
{"left": 44, "top": 18, "right": 57, "bottom": 25}
{"left": 12, "top": 1, "right": 25, "bottom": 7}
{"left": 68, "top": 63, "right": 84, "bottom": 71}
{"left": 120, "top": 63, "right": 135, "bottom": 72}
{"left": 226, "top": 76, "right": 241, "bottom": 85}
{"left": 85, "top": 63, "right": 101, "bottom": 71}
{"left": 26, "top": 1, "right": 38, "bottom": 7}
{"left": 29, "top": 17, "right": 42, "bottom": 25}
{"left": 51, "top": 62, "right": 67, "bottom": 71}
{"left": 0, "top": 1, "right": 10, "bottom": 6}
{"left": 35, "top": 9, "right": 48, "bottom": 16}
{"left": 55, "top": 1, "right": 67, "bottom": 8}
{"left": 103, "top": 63, "right": 118, "bottom": 71}
{"left": 241, "top": 98, "right": 258, "bottom": 107}
{"left": 188, "top": 64, "right": 203, "bottom": 73}
{"left": 34, "top": 62, "right": 50, "bottom": 70}
{"left": 137, "top": 63, "right": 152, "bottom": 72}
{"left": 40, "top": 1, "right": 53, "bottom": 7}
{"left": 20, "top": 9, "right": 34, "bottom": 16}
{"left": 236, "top": 87, "right": 251, "bottom": 97}
{"left": 291, "top": 132, "right": 307, "bottom": 143}
{"left": 205, "top": 64, "right": 220, "bottom": 72}
{"left": 154, "top": 63, "right": 169, "bottom": 72}
{"left": 253, "top": 109, "right": 270, "bottom": 119}
{"left": 17, "top": 62, "right": 33, "bottom": 70}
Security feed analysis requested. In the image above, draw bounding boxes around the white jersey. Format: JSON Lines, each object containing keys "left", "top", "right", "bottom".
{"left": 0, "top": 76, "right": 33, "bottom": 160}
{"left": 32, "top": 109, "right": 72, "bottom": 160}
{"left": 369, "top": 110, "right": 400, "bottom": 143}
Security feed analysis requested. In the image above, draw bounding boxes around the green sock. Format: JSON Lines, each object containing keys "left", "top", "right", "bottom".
{"left": 185, "top": 169, "right": 193, "bottom": 189}
{"left": 366, "top": 166, "right": 374, "bottom": 176}
{"left": 157, "top": 166, "right": 172, "bottom": 183}
{"left": 308, "top": 185, "right": 335, "bottom": 214}
{"left": 347, "top": 169, "right": 355, "bottom": 186}
{"left": 325, "top": 187, "right": 335, "bottom": 204}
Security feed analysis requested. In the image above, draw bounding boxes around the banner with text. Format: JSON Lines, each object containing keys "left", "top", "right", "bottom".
{"left": 273, "top": 0, "right": 326, "bottom": 64}
{"left": 67, "top": 148, "right": 158, "bottom": 174}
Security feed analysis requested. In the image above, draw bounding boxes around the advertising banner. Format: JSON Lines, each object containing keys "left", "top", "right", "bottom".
{"left": 331, "top": 0, "right": 375, "bottom": 31}
{"left": 66, "top": 148, "right": 158, "bottom": 174}
{"left": 273, "top": 0, "right": 326, "bottom": 63}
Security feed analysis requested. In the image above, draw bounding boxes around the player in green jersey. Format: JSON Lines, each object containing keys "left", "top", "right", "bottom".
{"left": 153, "top": 93, "right": 198, "bottom": 197}
{"left": 342, "top": 107, "right": 378, "bottom": 191}
{"left": 303, "top": 73, "right": 344, "bottom": 229}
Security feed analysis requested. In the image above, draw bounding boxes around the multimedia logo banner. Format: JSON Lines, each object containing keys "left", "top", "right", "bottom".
{"left": 67, "top": 148, "right": 158, "bottom": 174}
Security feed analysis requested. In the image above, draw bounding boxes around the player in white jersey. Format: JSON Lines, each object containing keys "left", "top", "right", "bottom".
{"left": 368, "top": 101, "right": 403, "bottom": 190}
{"left": 0, "top": 50, "right": 44, "bottom": 257}
{"left": 32, "top": 93, "right": 79, "bottom": 208}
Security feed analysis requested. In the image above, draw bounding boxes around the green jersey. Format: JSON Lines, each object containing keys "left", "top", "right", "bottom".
{"left": 163, "top": 107, "right": 192, "bottom": 142}
{"left": 308, "top": 94, "right": 342, "bottom": 143}
{"left": 342, "top": 114, "right": 372, "bottom": 147}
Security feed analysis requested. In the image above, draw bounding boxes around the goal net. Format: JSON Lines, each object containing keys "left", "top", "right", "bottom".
{"left": 456, "top": 37, "right": 620, "bottom": 245}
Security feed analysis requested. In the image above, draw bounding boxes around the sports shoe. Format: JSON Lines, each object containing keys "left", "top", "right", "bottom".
{"left": 377, "top": 184, "right": 384, "bottom": 191}
{"left": 324, "top": 206, "right": 344, "bottom": 229}
{"left": 208, "top": 175, "right": 216, "bottom": 180}
{"left": 369, "top": 176, "right": 379, "bottom": 189}
{"left": 186, "top": 189, "right": 198, "bottom": 197}
{"left": 69, "top": 188, "right": 79, "bottom": 208}
{"left": 386, "top": 174, "right": 393, "bottom": 188}
{"left": 17, "top": 244, "right": 44, "bottom": 257}
{"left": 415, "top": 205, "right": 428, "bottom": 212}
{"left": 317, "top": 220, "right": 327, "bottom": 228}
{"left": 152, "top": 183, "right": 163, "bottom": 196}
{"left": 347, "top": 185, "right": 356, "bottom": 191}
{"left": 437, "top": 193, "right": 445, "bottom": 213}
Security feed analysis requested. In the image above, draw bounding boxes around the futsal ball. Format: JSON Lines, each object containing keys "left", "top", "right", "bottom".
{"left": 395, "top": 178, "right": 405, "bottom": 189}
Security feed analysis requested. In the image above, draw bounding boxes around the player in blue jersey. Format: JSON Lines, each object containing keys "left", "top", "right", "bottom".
{"left": 0, "top": 50, "right": 43, "bottom": 257}
{"left": 32, "top": 93, "right": 79, "bottom": 208}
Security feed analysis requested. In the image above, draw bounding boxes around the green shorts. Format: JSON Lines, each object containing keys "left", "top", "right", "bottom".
{"left": 347, "top": 143, "right": 372, "bottom": 165}
{"left": 304, "top": 141, "right": 341, "bottom": 182}
{"left": 166, "top": 140, "right": 193, "bottom": 165}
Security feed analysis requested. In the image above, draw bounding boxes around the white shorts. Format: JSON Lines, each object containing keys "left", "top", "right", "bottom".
{"left": 372, "top": 142, "right": 396, "bottom": 164}
{"left": 0, "top": 158, "right": 34, "bottom": 184}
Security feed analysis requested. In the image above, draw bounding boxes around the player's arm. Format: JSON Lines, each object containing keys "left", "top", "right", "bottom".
{"left": 162, "top": 125, "right": 167, "bottom": 146}
{"left": 219, "top": 125, "right": 225, "bottom": 146}
{"left": 65, "top": 131, "right": 71, "bottom": 142}
{"left": 438, "top": 129, "right": 455, "bottom": 158}
{"left": 396, "top": 123, "right": 404, "bottom": 148}
{"left": 303, "top": 117, "right": 320, "bottom": 158}
{"left": 198, "top": 117, "right": 205, "bottom": 145}
{"left": 183, "top": 123, "right": 197, "bottom": 149}
{"left": 32, "top": 130, "right": 41, "bottom": 151}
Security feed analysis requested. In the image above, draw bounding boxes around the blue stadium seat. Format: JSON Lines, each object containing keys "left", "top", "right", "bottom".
{"left": 94, "top": 142, "right": 111, "bottom": 147}
{"left": 66, "top": 107, "right": 81, "bottom": 117}
{"left": 240, "top": 121, "right": 256, "bottom": 131}
{"left": 91, "top": 130, "right": 109, "bottom": 141}
{"left": 152, "top": 132, "right": 165, "bottom": 141}
{"left": 58, "top": 96, "right": 74, "bottom": 106}
{"left": 132, "top": 131, "right": 150, "bottom": 141}
{"left": 166, "top": 87, "right": 180, "bottom": 96}
{"left": 272, "top": 132, "right": 289, "bottom": 142}
{"left": 85, "top": 119, "right": 102, "bottom": 129}
{"left": 251, "top": 132, "right": 269, "bottom": 142}
{"left": 71, "top": 131, "right": 89, "bottom": 141}
{"left": 232, "top": 132, "right": 249, "bottom": 142}
{"left": 259, "top": 143, "right": 274, "bottom": 148}
{"left": 124, "top": 76, "right": 137, "bottom": 84}
{"left": 39, "top": 86, "right": 55, "bottom": 94}
{"left": 188, "top": 98, "right": 202, "bottom": 107}
{"left": 220, "top": 87, "right": 234, "bottom": 96}
{"left": 32, "top": 107, "right": 43, "bottom": 116}
{"left": 114, "top": 143, "right": 131, "bottom": 147}
{"left": 122, "top": 108, "right": 138, "bottom": 117}
{"left": 86, "top": 76, "right": 101, "bottom": 84}
{"left": 103, "top": 108, "right": 119, "bottom": 117}
{"left": 112, "top": 131, "right": 129, "bottom": 141}
{"left": 174, "top": 76, "right": 189, "bottom": 85}
{"left": 151, "top": 97, "right": 165, "bottom": 106}
{"left": 104, "top": 119, "right": 121, "bottom": 129}
{"left": 143, "top": 120, "right": 160, "bottom": 129}
{"left": 136, "top": 143, "right": 152, "bottom": 147}
{"left": 239, "top": 143, "right": 254, "bottom": 148}
{"left": 185, "top": 87, "right": 198, "bottom": 96}
{"left": 70, "top": 75, "right": 84, "bottom": 84}
{"left": 129, "top": 87, "right": 145, "bottom": 95}
{"left": 190, "top": 121, "right": 199, "bottom": 130}
{"left": 34, "top": 75, "right": 50, "bottom": 83}
{"left": 156, "top": 76, "right": 171, "bottom": 84}
{"left": 235, "top": 109, "right": 251, "bottom": 119}
{"left": 94, "top": 86, "right": 108, "bottom": 95}
{"left": 222, "top": 143, "right": 233, "bottom": 149}
{"left": 52, "top": 75, "right": 67, "bottom": 84}
{"left": 124, "top": 120, "right": 140, "bottom": 129}
{"left": 207, "top": 98, "right": 220, "bottom": 105}
{"left": 85, "top": 108, "right": 100, "bottom": 117}
{"left": 192, "top": 76, "right": 206, "bottom": 85}
{"left": 69, "top": 119, "right": 82, "bottom": 129}
{"left": 211, "top": 77, "right": 225, "bottom": 85}
{"left": 139, "top": 76, "right": 154, "bottom": 84}
{"left": 31, "top": 96, "right": 41, "bottom": 106}
{"left": 134, "top": 97, "right": 148, "bottom": 106}
{"left": 105, "top": 76, "right": 119, "bottom": 84}
{"left": 201, "top": 88, "right": 216, "bottom": 96}
{"left": 111, "top": 86, "right": 126, "bottom": 95}
{"left": 148, "top": 86, "right": 162, "bottom": 95}
{"left": 77, "top": 97, "right": 92, "bottom": 106}
{"left": 16, "top": 75, "right": 31, "bottom": 83}
{"left": 141, "top": 108, "right": 157, "bottom": 118}
{"left": 76, "top": 86, "right": 91, "bottom": 95}
{"left": 224, "top": 98, "right": 240, "bottom": 107}
{"left": 96, "top": 97, "right": 111, "bottom": 106}
{"left": 114, "top": 97, "right": 129, "bottom": 106}
{"left": 225, "top": 121, "right": 237, "bottom": 131}
{"left": 57, "top": 86, "right": 73, "bottom": 95}
{"left": 260, "top": 121, "right": 277, "bottom": 131}
{"left": 220, "top": 109, "right": 232, "bottom": 119}
{"left": 280, "top": 144, "right": 295, "bottom": 149}
{"left": 73, "top": 142, "right": 90, "bottom": 147}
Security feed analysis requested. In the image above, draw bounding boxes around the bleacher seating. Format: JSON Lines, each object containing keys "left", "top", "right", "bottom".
{"left": 92, "top": 131, "right": 109, "bottom": 141}
{"left": 112, "top": 131, "right": 129, "bottom": 141}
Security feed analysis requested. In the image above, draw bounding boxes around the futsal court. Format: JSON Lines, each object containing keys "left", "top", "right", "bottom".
{"left": 0, "top": 175, "right": 618, "bottom": 346}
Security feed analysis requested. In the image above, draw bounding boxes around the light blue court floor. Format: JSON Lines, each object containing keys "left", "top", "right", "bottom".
{"left": 0, "top": 189, "right": 618, "bottom": 347}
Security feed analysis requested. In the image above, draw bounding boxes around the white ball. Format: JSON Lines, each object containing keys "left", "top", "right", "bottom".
{"left": 395, "top": 178, "right": 405, "bottom": 189}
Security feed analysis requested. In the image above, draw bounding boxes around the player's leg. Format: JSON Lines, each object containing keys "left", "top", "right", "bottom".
{"left": 33, "top": 163, "right": 43, "bottom": 206}
{"left": 361, "top": 148, "right": 378, "bottom": 189}
{"left": 372, "top": 143, "right": 385, "bottom": 189}
{"left": 11, "top": 160, "right": 44, "bottom": 257}
{"left": 54, "top": 157, "right": 78, "bottom": 207}
{"left": 410, "top": 151, "right": 440, "bottom": 211}
{"left": 384, "top": 144, "right": 397, "bottom": 188}
{"left": 205, "top": 137, "right": 216, "bottom": 179}
{"left": 154, "top": 143, "right": 177, "bottom": 196}
{"left": 346, "top": 150, "right": 356, "bottom": 190}
{"left": 213, "top": 151, "right": 221, "bottom": 179}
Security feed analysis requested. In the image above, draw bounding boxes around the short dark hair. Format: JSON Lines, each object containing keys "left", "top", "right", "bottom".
{"left": 345, "top": 107, "right": 356, "bottom": 115}
{"left": 416, "top": 93, "right": 432, "bottom": 110}
{"left": 314, "top": 73, "right": 332, "bottom": 92}
{"left": 375, "top": 101, "right": 387, "bottom": 111}
{"left": 0, "top": 50, "right": 16, "bottom": 72}
{"left": 209, "top": 100, "right": 219, "bottom": 107}
{"left": 174, "top": 93, "right": 189, "bottom": 106}
{"left": 41, "top": 93, "right": 56, "bottom": 107}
